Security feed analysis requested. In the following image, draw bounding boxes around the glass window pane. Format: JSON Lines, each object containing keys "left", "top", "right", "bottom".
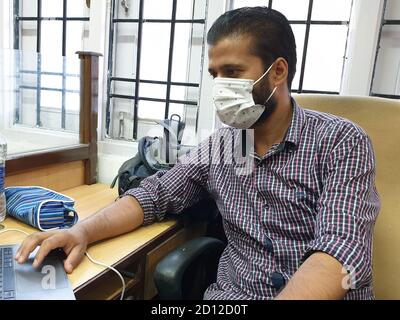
{"left": 41, "top": 54, "right": 63, "bottom": 74}
{"left": 109, "top": 97, "right": 134, "bottom": 138}
{"left": 170, "top": 85, "right": 186, "bottom": 101}
{"left": 41, "top": 0, "right": 63, "bottom": 17}
{"left": 111, "top": 80, "right": 135, "bottom": 97}
{"left": 66, "top": 92, "right": 80, "bottom": 112}
{"left": 171, "top": 24, "right": 191, "bottom": 83}
{"left": 303, "top": 25, "right": 348, "bottom": 92}
{"left": 41, "top": 90, "right": 62, "bottom": 108}
{"left": 385, "top": 0, "right": 400, "bottom": 20}
{"left": 176, "top": 0, "right": 207, "bottom": 20}
{"left": 19, "top": 88, "right": 37, "bottom": 126}
{"left": 138, "top": 101, "right": 166, "bottom": 120}
{"left": 66, "top": 75, "right": 80, "bottom": 91}
{"left": 113, "top": 22, "right": 138, "bottom": 78}
{"left": 140, "top": 23, "right": 171, "bottom": 80}
{"left": 176, "top": 0, "right": 194, "bottom": 20}
{"left": 139, "top": 83, "right": 167, "bottom": 100}
{"left": 312, "top": 0, "right": 353, "bottom": 21}
{"left": 234, "top": 0, "right": 270, "bottom": 9}
{"left": 20, "top": 51, "right": 38, "bottom": 75}
{"left": 66, "top": 0, "right": 90, "bottom": 17}
{"left": 273, "top": 0, "right": 310, "bottom": 21}
{"left": 21, "top": 72, "right": 37, "bottom": 87}
{"left": 65, "top": 21, "right": 87, "bottom": 57}
{"left": 175, "top": 23, "right": 204, "bottom": 84}
{"left": 371, "top": 26, "right": 400, "bottom": 96}
{"left": 168, "top": 103, "right": 185, "bottom": 119}
{"left": 41, "top": 21, "right": 63, "bottom": 56}
{"left": 41, "top": 74, "right": 62, "bottom": 89}
{"left": 144, "top": 0, "right": 173, "bottom": 19}
{"left": 21, "top": 0, "right": 37, "bottom": 16}
{"left": 115, "top": 0, "right": 140, "bottom": 19}
{"left": 20, "top": 21, "right": 37, "bottom": 52}
{"left": 65, "top": 57, "right": 80, "bottom": 77}
{"left": 290, "top": 24, "right": 306, "bottom": 91}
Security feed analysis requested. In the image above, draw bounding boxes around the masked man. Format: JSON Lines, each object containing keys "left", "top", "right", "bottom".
{"left": 16, "top": 7, "right": 380, "bottom": 300}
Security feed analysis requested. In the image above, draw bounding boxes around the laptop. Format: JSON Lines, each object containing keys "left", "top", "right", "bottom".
{"left": 0, "top": 244, "right": 75, "bottom": 300}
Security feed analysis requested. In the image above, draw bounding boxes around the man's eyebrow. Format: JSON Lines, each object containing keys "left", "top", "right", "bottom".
{"left": 208, "top": 64, "right": 244, "bottom": 74}
{"left": 222, "top": 64, "right": 243, "bottom": 69}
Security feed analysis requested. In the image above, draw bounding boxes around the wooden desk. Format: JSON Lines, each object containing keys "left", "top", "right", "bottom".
{"left": 0, "top": 184, "right": 206, "bottom": 299}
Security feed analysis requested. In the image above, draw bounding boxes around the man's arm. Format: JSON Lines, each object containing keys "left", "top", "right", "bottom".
{"left": 276, "top": 129, "right": 380, "bottom": 299}
{"left": 275, "top": 252, "right": 348, "bottom": 300}
{"left": 16, "top": 196, "right": 144, "bottom": 273}
{"left": 15, "top": 131, "right": 215, "bottom": 273}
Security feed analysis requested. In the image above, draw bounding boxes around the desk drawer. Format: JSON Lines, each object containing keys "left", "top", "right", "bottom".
{"left": 75, "top": 257, "right": 144, "bottom": 300}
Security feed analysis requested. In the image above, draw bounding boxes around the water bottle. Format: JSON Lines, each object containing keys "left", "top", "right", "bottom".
{"left": 0, "top": 132, "right": 7, "bottom": 223}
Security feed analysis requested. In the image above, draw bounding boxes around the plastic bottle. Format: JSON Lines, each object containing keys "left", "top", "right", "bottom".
{"left": 0, "top": 132, "right": 7, "bottom": 223}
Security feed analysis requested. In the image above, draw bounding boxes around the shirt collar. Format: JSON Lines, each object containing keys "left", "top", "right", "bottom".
{"left": 283, "top": 97, "right": 306, "bottom": 149}
{"left": 232, "top": 97, "right": 306, "bottom": 156}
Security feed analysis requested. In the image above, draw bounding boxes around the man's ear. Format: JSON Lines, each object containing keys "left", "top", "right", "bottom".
{"left": 272, "top": 57, "right": 289, "bottom": 87}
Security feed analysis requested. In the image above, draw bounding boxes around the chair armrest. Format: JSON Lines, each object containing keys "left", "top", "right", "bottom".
{"left": 154, "top": 236, "right": 226, "bottom": 300}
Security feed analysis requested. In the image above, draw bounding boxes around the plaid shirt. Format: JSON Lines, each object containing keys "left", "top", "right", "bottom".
{"left": 124, "top": 98, "right": 380, "bottom": 300}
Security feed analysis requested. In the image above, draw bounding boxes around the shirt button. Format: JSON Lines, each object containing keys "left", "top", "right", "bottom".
{"left": 265, "top": 237, "right": 273, "bottom": 253}
{"left": 271, "top": 272, "right": 285, "bottom": 290}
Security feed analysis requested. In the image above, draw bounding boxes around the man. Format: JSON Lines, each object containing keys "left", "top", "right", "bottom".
{"left": 15, "top": 7, "right": 380, "bottom": 300}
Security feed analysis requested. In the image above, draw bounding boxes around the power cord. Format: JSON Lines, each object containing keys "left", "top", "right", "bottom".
{"left": 0, "top": 228, "right": 126, "bottom": 300}
{"left": 0, "top": 228, "right": 30, "bottom": 236}
{"left": 85, "top": 251, "right": 126, "bottom": 300}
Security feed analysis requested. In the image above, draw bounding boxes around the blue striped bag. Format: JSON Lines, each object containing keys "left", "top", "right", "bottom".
{"left": 5, "top": 186, "right": 79, "bottom": 231}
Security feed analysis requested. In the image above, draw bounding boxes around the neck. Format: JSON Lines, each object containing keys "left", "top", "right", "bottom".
{"left": 253, "top": 94, "right": 293, "bottom": 156}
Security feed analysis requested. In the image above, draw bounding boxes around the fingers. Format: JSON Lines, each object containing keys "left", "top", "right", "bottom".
{"left": 31, "top": 234, "right": 67, "bottom": 268}
{"left": 15, "top": 232, "right": 55, "bottom": 264}
{"left": 64, "top": 245, "right": 86, "bottom": 274}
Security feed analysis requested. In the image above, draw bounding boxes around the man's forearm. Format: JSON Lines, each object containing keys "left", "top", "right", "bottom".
{"left": 73, "top": 195, "right": 144, "bottom": 244}
{"left": 275, "top": 252, "right": 349, "bottom": 300}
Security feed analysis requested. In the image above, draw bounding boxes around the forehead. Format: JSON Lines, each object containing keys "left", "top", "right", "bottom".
{"left": 208, "top": 36, "right": 263, "bottom": 70}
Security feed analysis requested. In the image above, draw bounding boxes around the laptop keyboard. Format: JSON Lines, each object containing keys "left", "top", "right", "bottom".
{"left": 0, "top": 247, "right": 16, "bottom": 300}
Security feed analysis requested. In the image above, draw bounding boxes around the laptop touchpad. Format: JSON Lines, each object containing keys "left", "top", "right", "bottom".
{"left": 15, "top": 257, "right": 69, "bottom": 293}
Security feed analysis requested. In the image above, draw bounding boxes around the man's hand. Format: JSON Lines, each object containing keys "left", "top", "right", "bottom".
{"left": 15, "top": 227, "right": 88, "bottom": 274}
{"left": 14, "top": 195, "right": 144, "bottom": 274}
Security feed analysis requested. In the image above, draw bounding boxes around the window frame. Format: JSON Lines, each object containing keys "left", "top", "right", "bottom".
{"left": 13, "top": 0, "right": 89, "bottom": 130}
{"left": 105, "top": 0, "right": 208, "bottom": 141}
{"left": 228, "top": 0, "right": 354, "bottom": 95}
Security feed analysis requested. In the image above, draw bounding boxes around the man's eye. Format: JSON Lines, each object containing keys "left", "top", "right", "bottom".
{"left": 226, "top": 69, "right": 237, "bottom": 77}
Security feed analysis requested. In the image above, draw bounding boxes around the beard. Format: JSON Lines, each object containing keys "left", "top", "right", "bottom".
{"left": 250, "top": 77, "right": 278, "bottom": 128}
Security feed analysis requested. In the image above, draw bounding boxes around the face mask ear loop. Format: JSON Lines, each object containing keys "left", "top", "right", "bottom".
{"left": 253, "top": 63, "right": 275, "bottom": 86}
{"left": 265, "top": 86, "right": 278, "bottom": 104}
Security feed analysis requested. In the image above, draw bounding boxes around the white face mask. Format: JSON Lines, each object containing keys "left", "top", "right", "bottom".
{"left": 212, "top": 63, "right": 277, "bottom": 129}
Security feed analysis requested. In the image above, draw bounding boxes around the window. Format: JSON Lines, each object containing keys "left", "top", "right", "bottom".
{"left": 13, "top": 0, "right": 89, "bottom": 132}
{"left": 105, "top": 0, "right": 208, "bottom": 141}
{"left": 230, "top": 0, "right": 354, "bottom": 94}
{"left": 371, "top": 0, "right": 400, "bottom": 100}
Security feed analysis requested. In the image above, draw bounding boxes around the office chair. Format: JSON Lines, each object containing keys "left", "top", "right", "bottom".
{"left": 294, "top": 94, "right": 400, "bottom": 299}
{"left": 153, "top": 196, "right": 226, "bottom": 300}
{"left": 154, "top": 94, "right": 400, "bottom": 300}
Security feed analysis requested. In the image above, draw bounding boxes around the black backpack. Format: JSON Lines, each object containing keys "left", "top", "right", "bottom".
{"left": 110, "top": 114, "right": 188, "bottom": 195}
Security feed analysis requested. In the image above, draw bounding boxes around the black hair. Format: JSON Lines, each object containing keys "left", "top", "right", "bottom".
{"left": 207, "top": 7, "right": 297, "bottom": 90}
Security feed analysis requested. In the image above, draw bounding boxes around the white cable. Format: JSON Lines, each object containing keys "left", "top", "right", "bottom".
{"left": 0, "top": 228, "right": 126, "bottom": 300}
{"left": 85, "top": 251, "right": 126, "bottom": 300}
{"left": 0, "top": 228, "right": 30, "bottom": 236}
